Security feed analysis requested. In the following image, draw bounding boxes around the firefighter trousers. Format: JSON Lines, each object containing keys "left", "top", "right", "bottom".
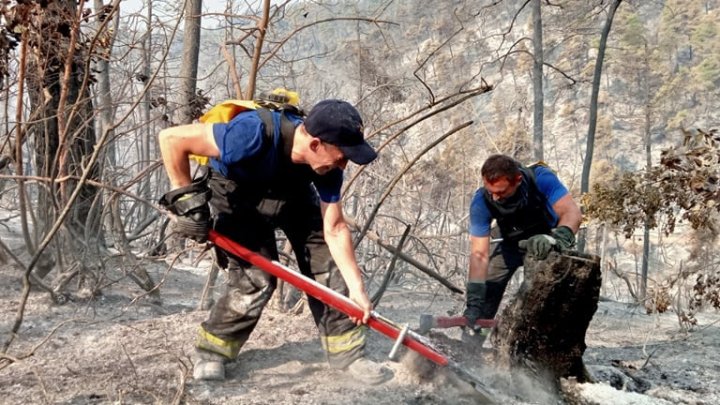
{"left": 196, "top": 174, "right": 364, "bottom": 369}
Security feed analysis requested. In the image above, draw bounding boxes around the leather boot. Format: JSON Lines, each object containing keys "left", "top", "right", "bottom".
{"left": 193, "top": 348, "right": 227, "bottom": 380}
{"left": 344, "top": 357, "right": 392, "bottom": 385}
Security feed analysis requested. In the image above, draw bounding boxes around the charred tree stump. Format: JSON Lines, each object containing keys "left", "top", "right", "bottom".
{"left": 492, "top": 251, "right": 601, "bottom": 386}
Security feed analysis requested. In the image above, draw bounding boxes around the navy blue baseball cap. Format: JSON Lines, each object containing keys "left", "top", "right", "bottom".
{"left": 304, "top": 99, "right": 378, "bottom": 165}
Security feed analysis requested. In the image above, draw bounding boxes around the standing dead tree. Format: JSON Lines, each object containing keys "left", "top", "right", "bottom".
{"left": 578, "top": 0, "right": 623, "bottom": 252}
{"left": 3, "top": 0, "right": 105, "bottom": 287}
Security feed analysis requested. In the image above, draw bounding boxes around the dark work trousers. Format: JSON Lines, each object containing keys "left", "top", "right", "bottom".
{"left": 199, "top": 174, "right": 364, "bottom": 368}
{"left": 482, "top": 242, "right": 525, "bottom": 319}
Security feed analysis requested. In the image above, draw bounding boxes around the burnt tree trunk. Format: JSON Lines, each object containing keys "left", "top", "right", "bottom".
{"left": 492, "top": 251, "right": 601, "bottom": 386}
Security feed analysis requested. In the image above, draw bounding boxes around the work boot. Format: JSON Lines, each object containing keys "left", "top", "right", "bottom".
{"left": 344, "top": 357, "right": 392, "bottom": 385}
{"left": 193, "top": 349, "right": 227, "bottom": 380}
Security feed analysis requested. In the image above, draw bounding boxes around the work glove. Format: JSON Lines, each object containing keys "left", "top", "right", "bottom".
{"left": 519, "top": 225, "right": 576, "bottom": 260}
{"left": 551, "top": 225, "right": 575, "bottom": 250}
{"left": 159, "top": 172, "right": 212, "bottom": 243}
{"left": 463, "top": 281, "right": 487, "bottom": 330}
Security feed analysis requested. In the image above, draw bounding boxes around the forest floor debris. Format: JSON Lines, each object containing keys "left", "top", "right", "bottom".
{"left": 1, "top": 256, "right": 718, "bottom": 404}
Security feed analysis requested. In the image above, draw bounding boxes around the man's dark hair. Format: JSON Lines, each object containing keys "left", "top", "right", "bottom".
{"left": 481, "top": 154, "right": 521, "bottom": 182}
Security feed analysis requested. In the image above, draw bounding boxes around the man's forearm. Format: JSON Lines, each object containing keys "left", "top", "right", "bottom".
{"left": 468, "top": 235, "right": 490, "bottom": 282}
{"left": 557, "top": 214, "right": 582, "bottom": 234}
{"left": 158, "top": 123, "right": 220, "bottom": 189}
{"left": 159, "top": 128, "right": 193, "bottom": 188}
{"left": 324, "top": 225, "right": 365, "bottom": 292}
{"left": 468, "top": 255, "right": 488, "bottom": 282}
{"left": 553, "top": 194, "right": 583, "bottom": 233}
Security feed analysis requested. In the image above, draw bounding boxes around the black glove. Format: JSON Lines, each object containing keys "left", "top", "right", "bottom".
{"left": 463, "top": 281, "right": 487, "bottom": 330}
{"left": 159, "top": 172, "right": 212, "bottom": 242}
{"left": 519, "top": 225, "right": 576, "bottom": 259}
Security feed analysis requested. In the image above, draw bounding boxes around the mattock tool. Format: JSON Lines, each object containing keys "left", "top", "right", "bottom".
{"left": 208, "top": 230, "right": 496, "bottom": 403}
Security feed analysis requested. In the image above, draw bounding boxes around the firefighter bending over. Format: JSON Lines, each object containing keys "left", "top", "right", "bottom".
{"left": 464, "top": 154, "right": 583, "bottom": 339}
{"left": 158, "top": 97, "right": 390, "bottom": 384}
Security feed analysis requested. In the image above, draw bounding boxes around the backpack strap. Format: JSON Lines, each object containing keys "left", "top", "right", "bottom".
{"left": 256, "top": 108, "right": 277, "bottom": 144}
{"left": 256, "top": 108, "right": 297, "bottom": 160}
{"left": 521, "top": 164, "right": 557, "bottom": 229}
{"left": 524, "top": 164, "right": 538, "bottom": 188}
{"left": 279, "top": 111, "right": 297, "bottom": 157}
{"left": 524, "top": 160, "right": 556, "bottom": 192}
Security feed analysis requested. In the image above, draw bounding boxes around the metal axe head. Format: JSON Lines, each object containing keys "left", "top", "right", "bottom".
{"left": 418, "top": 314, "right": 434, "bottom": 334}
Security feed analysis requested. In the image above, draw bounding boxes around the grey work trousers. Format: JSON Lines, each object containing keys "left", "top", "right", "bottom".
{"left": 481, "top": 242, "right": 525, "bottom": 319}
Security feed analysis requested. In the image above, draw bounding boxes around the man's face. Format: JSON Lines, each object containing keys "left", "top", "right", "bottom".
{"left": 483, "top": 174, "right": 522, "bottom": 202}
{"left": 309, "top": 141, "right": 349, "bottom": 175}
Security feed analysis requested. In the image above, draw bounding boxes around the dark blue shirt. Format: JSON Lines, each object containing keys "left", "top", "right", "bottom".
{"left": 209, "top": 110, "right": 343, "bottom": 203}
{"left": 469, "top": 166, "right": 568, "bottom": 237}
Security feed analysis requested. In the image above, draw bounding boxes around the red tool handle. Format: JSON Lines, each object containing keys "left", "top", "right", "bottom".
{"left": 208, "top": 230, "right": 449, "bottom": 366}
{"left": 437, "top": 317, "right": 496, "bottom": 329}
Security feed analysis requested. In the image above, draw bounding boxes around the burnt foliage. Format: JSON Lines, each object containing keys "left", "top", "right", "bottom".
{"left": 585, "top": 128, "right": 720, "bottom": 326}
{"left": 585, "top": 128, "right": 720, "bottom": 238}
{"left": 0, "top": 1, "right": 118, "bottom": 85}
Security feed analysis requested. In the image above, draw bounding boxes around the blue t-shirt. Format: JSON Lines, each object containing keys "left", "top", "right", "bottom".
{"left": 469, "top": 166, "right": 568, "bottom": 237}
{"left": 209, "top": 110, "right": 343, "bottom": 203}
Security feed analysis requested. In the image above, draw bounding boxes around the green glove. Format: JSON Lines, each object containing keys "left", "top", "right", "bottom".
{"left": 519, "top": 234, "right": 555, "bottom": 259}
{"left": 463, "top": 281, "right": 487, "bottom": 329}
{"left": 551, "top": 225, "right": 575, "bottom": 250}
{"left": 519, "top": 226, "right": 576, "bottom": 259}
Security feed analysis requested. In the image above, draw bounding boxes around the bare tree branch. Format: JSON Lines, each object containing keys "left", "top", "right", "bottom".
{"left": 354, "top": 120, "right": 473, "bottom": 247}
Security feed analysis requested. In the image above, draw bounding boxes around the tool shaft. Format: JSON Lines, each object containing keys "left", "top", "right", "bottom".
{"left": 209, "top": 230, "right": 449, "bottom": 366}
{"left": 434, "top": 316, "right": 496, "bottom": 329}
